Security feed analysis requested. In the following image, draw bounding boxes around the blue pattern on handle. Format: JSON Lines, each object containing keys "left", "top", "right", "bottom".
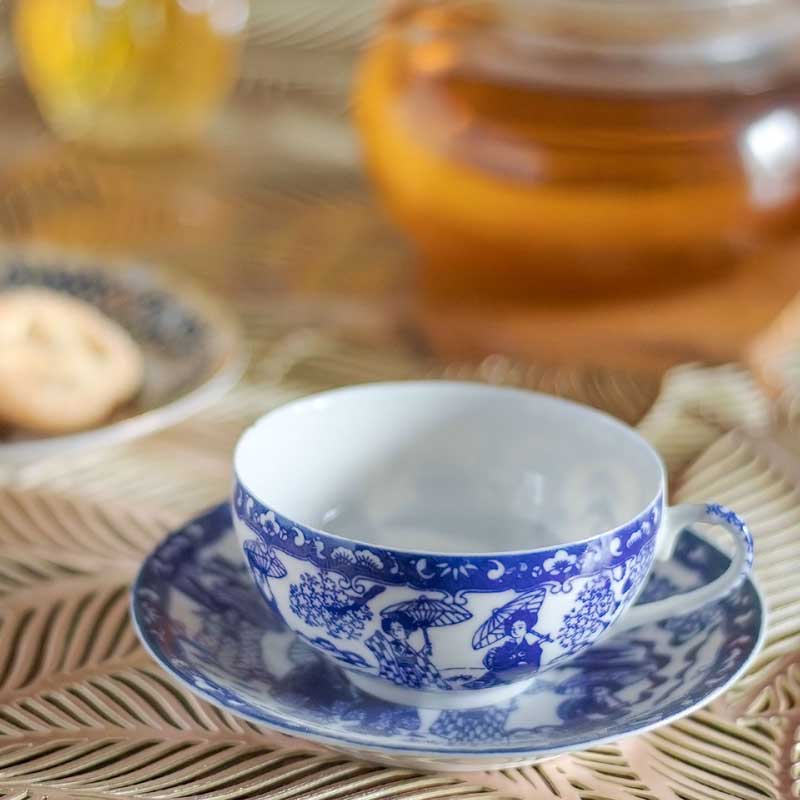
{"left": 705, "top": 503, "right": 754, "bottom": 572}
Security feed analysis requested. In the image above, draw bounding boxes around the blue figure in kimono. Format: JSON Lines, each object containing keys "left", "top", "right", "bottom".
{"left": 483, "top": 610, "right": 551, "bottom": 676}
{"left": 469, "top": 589, "right": 552, "bottom": 686}
{"left": 366, "top": 610, "right": 450, "bottom": 690}
{"left": 366, "top": 595, "right": 473, "bottom": 691}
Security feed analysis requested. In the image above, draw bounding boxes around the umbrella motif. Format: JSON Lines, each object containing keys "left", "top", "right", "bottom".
{"left": 472, "top": 588, "right": 547, "bottom": 650}
{"left": 244, "top": 539, "right": 287, "bottom": 579}
{"left": 381, "top": 595, "right": 472, "bottom": 652}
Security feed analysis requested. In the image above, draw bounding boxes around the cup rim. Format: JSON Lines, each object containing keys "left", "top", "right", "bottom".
{"left": 233, "top": 380, "right": 667, "bottom": 559}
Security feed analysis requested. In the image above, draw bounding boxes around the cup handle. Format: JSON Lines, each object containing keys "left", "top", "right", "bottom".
{"left": 613, "top": 503, "right": 754, "bottom": 634}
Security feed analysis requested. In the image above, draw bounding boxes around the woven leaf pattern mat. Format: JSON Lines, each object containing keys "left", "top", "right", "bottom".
{"left": 0, "top": 3, "right": 799, "bottom": 794}
{"left": 1, "top": 329, "right": 798, "bottom": 800}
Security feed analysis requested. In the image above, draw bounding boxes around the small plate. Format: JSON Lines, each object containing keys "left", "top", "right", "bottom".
{"left": 132, "top": 504, "right": 766, "bottom": 772}
{"left": 0, "top": 249, "right": 245, "bottom": 464}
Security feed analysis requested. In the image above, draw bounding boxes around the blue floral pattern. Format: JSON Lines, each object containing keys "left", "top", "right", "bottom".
{"left": 288, "top": 572, "right": 379, "bottom": 640}
{"left": 234, "top": 480, "right": 666, "bottom": 691}
{"left": 132, "top": 504, "right": 765, "bottom": 763}
{"left": 234, "top": 481, "right": 661, "bottom": 594}
{"left": 557, "top": 576, "right": 618, "bottom": 653}
{"left": 543, "top": 549, "right": 578, "bottom": 576}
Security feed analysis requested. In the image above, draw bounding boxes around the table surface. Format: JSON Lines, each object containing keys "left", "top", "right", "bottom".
{"left": 1, "top": 8, "right": 800, "bottom": 799}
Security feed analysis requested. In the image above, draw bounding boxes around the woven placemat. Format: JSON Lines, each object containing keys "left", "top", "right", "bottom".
{"left": 0, "top": 6, "right": 797, "bottom": 793}
{"left": 1, "top": 330, "right": 797, "bottom": 800}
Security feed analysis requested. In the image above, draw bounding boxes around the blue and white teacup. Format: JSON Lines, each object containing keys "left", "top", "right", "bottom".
{"left": 233, "top": 381, "right": 753, "bottom": 709}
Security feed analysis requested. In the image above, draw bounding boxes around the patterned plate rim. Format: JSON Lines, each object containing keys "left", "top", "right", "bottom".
{"left": 0, "top": 245, "right": 247, "bottom": 464}
{"left": 130, "top": 503, "right": 768, "bottom": 763}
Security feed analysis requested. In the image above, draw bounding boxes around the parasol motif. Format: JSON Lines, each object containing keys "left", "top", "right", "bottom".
{"left": 381, "top": 595, "right": 472, "bottom": 652}
{"left": 244, "top": 539, "right": 287, "bottom": 578}
{"left": 472, "top": 588, "right": 547, "bottom": 650}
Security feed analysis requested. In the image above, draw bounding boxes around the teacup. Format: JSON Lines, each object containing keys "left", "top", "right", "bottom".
{"left": 233, "top": 381, "right": 753, "bottom": 710}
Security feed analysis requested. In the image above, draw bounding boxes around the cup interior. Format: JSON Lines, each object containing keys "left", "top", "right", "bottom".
{"left": 234, "top": 382, "right": 663, "bottom": 554}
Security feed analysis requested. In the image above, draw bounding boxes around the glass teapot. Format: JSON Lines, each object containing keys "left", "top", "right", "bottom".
{"left": 355, "top": 0, "right": 800, "bottom": 301}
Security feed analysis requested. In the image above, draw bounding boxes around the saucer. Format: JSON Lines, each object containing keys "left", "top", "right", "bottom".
{"left": 132, "top": 504, "right": 766, "bottom": 772}
{"left": 0, "top": 249, "right": 245, "bottom": 465}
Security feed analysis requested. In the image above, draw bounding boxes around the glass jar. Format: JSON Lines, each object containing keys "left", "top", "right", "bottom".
{"left": 15, "top": 0, "right": 249, "bottom": 150}
{"left": 355, "top": 0, "right": 800, "bottom": 301}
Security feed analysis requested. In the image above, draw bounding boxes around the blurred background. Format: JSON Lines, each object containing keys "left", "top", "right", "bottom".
{"left": 4, "top": 0, "right": 800, "bottom": 376}
{"left": 3, "top": 9, "right": 800, "bottom": 800}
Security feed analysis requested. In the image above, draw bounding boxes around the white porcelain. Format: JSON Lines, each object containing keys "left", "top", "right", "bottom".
{"left": 232, "top": 382, "right": 753, "bottom": 709}
{"left": 132, "top": 506, "right": 766, "bottom": 771}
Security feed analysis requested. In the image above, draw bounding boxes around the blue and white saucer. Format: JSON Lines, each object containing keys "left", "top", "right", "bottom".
{"left": 132, "top": 504, "right": 766, "bottom": 772}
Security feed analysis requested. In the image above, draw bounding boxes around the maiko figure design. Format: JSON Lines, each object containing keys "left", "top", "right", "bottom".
{"left": 483, "top": 610, "right": 551, "bottom": 673}
{"left": 471, "top": 589, "right": 552, "bottom": 683}
{"left": 365, "top": 595, "right": 472, "bottom": 690}
{"left": 366, "top": 611, "right": 449, "bottom": 690}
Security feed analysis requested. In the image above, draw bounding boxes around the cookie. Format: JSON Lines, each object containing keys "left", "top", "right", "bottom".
{"left": 0, "top": 288, "right": 143, "bottom": 434}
